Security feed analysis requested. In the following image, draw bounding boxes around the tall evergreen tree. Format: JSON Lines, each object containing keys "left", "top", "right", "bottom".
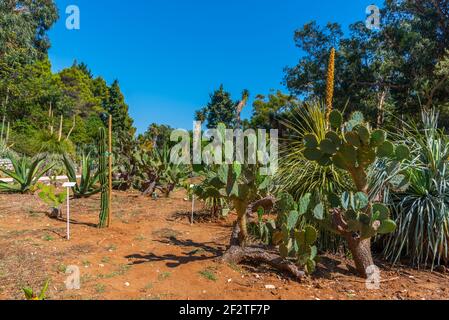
{"left": 196, "top": 84, "right": 236, "bottom": 128}
{"left": 105, "top": 80, "right": 134, "bottom": 137}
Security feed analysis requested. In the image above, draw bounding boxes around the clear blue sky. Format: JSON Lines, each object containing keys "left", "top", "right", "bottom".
{"left": 48, "top": 0, "right": 378, "bottom": 134}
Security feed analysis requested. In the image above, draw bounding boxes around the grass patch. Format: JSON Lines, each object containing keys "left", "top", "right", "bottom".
{"left": 80, "top": 273, "right": 95, "bottom": 284}
{"left": 101, "top": 257, "right": 110, "bottom": 264}
{"left": 57, "top": 264, "right": 67, "bottom": 273}
{"left": 144, "top": 282, "right": 153, "bottom": 291}
{"left": 198, "top": 267, "right": 218, "bottom": 281}
{"left": 98, "top": 264, "right": 131, "bottom": 279}
{"left": 158, "top": 272, "right": 171, "bottom": 281}
{"left": 42, "top": 234, "right": 54, "bottom": 241}
{"left": 95, "top": 283, "right": 106, "bottom": 293}
{"left": 106, "top": 244, "right": 117, "bottom": 252}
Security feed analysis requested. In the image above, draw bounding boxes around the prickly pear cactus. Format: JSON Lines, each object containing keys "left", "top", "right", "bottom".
{"left": 301, "top": 110, "right": 410, "bottom": 277}
{"left": 273, "top": 193, "right": 319, "bottom": 274}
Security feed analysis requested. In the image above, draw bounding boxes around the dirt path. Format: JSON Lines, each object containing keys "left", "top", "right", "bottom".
{"left": 0, "top": 190, "right": 448, "bottom": 300}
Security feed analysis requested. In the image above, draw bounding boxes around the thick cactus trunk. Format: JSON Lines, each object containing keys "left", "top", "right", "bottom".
{"left": 345, "top": 235, "right": 374, "bottom": 278}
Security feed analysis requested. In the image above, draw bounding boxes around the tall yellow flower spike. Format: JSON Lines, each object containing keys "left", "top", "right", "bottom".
{"left": 325, "top": 47, "right": 336, "bottom": 125}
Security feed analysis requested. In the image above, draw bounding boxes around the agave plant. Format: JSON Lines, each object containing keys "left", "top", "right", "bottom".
{"left": 277, "top": 101, "right": 351, "bottom": 199}
{"left": 62, "top": 152, "right": 101, "bottom": 198}
{"left": 0, "top": 155, "right": 54, "bottom": 193}
{"left": 135, "top": 145, "right": 189, "bottom": 197}
{"left": 383, "top": 110, "right": 449, "bottom": 268}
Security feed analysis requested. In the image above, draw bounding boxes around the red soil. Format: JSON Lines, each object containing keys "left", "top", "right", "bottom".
{"left": 0, "top": 190, "right": 448, "bottom": 300}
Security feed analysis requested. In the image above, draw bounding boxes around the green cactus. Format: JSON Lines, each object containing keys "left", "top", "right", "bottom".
{"left": 273, "top": 193, "right": 319, "bottom": 274}
{"left": 301, "top": 110, "right": 409, "bottom": 277}
{"left": 98, "top": 127, "right": 109, "bottom": 228}
{"left": 194, "top": 162, "right": 272, "bottom": 246}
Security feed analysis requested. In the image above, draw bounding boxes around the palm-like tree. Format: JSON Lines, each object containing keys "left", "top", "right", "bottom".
{"left": 235, "top": 89, "right": 250, "bottom": 128}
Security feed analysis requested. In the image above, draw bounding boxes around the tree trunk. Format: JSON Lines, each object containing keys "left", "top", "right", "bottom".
{"left": 237, "top": 213, "right": 248, "bottom": 247}
{"left": 345, "top": 235, "right": 374, "bottom": 278}
{"left": 222, "top": 245, "right": 305, "bottom": 280}
{"left": 377, "top": 90, "right": 386, "bottom": 127}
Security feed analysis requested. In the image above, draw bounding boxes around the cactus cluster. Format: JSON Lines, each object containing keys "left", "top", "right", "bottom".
{"left": 299, "top": 110, "right": 411, "bottom": 277}
{"left": 98, "top": 127, "right": 109, "bottom": 228}
{"left": 194, "top": 162, "right": 272, "bottom": 246}
{"left": 303, "top": 110, "right": 410, "bottom": 172}
{"left": 273, "top": 193, "right": 319, "bottom": 274}
{"left": 334, "top": 191, "right": 396, "bottom": 239}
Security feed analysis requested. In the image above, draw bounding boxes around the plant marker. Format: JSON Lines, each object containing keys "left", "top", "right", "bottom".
{"left": 190, "top": 184, "right": 195, "bottom": 225}
{"left": 62, "top": 182, "right": 76, "bottom": 240}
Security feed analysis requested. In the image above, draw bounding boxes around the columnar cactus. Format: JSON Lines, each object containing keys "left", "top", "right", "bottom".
{"left": 98, "top": 127, "right": 109, "bottom": 228}
{"left": 301, "top": 110, "right": 409, "bottom": 277}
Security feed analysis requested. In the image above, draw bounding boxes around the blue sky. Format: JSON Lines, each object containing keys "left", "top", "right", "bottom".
{"left": 48, "top": 0, "right": 378, "bottom": 134}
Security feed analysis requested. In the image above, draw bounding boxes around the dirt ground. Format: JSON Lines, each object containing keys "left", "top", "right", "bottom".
{"left": 0, "top": 189, "right": 448, "bottom": 300}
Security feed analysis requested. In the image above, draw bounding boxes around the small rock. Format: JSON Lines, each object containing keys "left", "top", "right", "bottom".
{"left": 99, "top": 264, "right": 104, "bottom": 268}
{"left": 265, "top": 285, "right": 276, "bottom": 290}
{"left": 227, "top": 279, "right": 232, "bottom": 283}
{"left": 124, "top": 282, "right": 130, "bottom": 287}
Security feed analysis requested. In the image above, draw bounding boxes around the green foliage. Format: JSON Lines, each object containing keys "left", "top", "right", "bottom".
{"left": 22, "top": 279, "right": 50, "bottom": 301}
{"left": 0, "top": 155, "right": 53, "bottom": 193}
{"left": 37, "top": 183, "right": 67, "bottom": 209}
{"left": 272, "top": 193, "right": 319, "bottom": 274}
{"left": 248, "top": 207, "right": 276, "bottom": 245}
{"left": 194, "top": 162, "right": 272, "bottom": 246}
{"left": 193, "top": 165, "right": 231, "bottom": 218}
{"left": 138, "top": 123, "right": 174, "bottom": 151}
{"left": 284, "top": 3, "right": 449, "bottom": 126}
{"left": 383, "top": 110, "right": 449, "bottom": 268}
{"left": 98, "top": 127, "right": 109, "bottom": 228}
{"left": 62, "top": 152, "right": 101, "bottom": 198}
{"left": 195, "top": 84, "right": 237, "bottom": 128}
{"left": 277, "top": 102, "right": 350, "bottom": 199}
{"left": 135, "top": 145, "right": 189, "bottom": 197}
{"left": 302, "top": 110, "right": 407, "bottom": 239}
{"left": 249, "top": 91, "right": 299, "bottom": 130}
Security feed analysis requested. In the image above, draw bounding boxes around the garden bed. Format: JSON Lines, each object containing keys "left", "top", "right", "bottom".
{"left": 0, "top": 190, "right": 448, "bottom": 300}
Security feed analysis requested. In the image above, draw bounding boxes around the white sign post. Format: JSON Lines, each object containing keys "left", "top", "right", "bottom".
{"left": 62, "top": 182, "right": 76, "bottom": 240}
{"left": 190, "top": 184, "right": 195, "bottom": 225}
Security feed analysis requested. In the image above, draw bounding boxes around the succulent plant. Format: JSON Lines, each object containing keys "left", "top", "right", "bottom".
{"left": 272, "top": 192, "right": 319, "bottom": 274}
{"left": 194, "top": 162, "right": 272, "bottom": 246}
{"left": 98, "top": 127, "right": 109, "bottom": 228}
{"left": 301, "top": 110, "right": 410, "bottom": 277}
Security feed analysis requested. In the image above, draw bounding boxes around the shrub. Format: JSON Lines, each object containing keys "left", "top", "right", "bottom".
{"left": 383, "top": 110, "right": 449, "bottom": 268}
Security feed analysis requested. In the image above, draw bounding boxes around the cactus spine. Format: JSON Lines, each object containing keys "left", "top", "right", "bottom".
{"left": 98, "top": 127, "right": 109, "bottom": 228}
